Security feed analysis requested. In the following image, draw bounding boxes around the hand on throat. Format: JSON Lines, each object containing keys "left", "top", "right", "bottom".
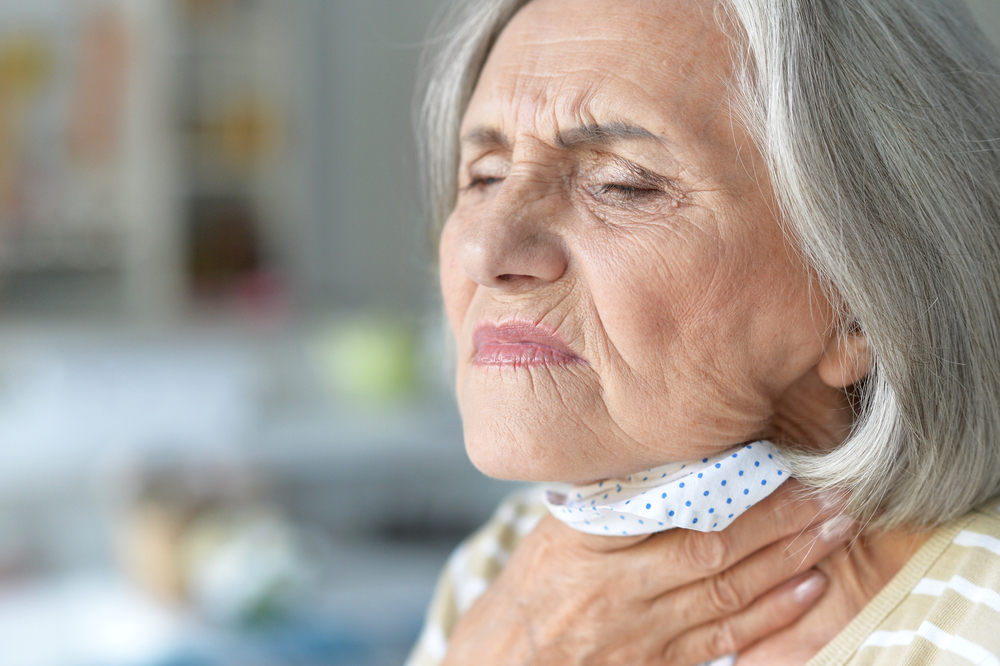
{"left": 736, "top": 525, "right": 933, "bottom": 666}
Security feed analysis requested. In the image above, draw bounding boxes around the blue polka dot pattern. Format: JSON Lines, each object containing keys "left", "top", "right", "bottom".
{"left": 544, "top": 441, "right": 789, "bottom": 536}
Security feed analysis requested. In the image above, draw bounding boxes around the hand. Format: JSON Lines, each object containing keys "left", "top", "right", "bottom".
{"left": 442, "top": 480, "right": 853, "bottom": 666}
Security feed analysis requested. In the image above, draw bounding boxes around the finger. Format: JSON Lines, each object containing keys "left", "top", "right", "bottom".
{"left": 654, "top": 512, "right": 853, "bottom": 631}
{"left": 692, "top": 479, "right": 844, "bottom": 569}
{"left": 708, "top": 479, "right": 849, "bottom": 571}
{"left": 624, "top": 479, "right": 842, "bottom": 592}
{"left": 618, "top": 480, "right": 839, "bottom": 595}
{"left": 662, "top": 568, "right": 828, "bottom": 666}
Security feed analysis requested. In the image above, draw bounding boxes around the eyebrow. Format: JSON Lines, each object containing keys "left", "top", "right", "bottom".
{"left": 556, "top": 122, "right": 665, "bottom": 149}
{"left": 461, "top": 126, "right": 511, "bottom": 150}
{"left": 459, "top": 122, "right": 666, "bottom": 151}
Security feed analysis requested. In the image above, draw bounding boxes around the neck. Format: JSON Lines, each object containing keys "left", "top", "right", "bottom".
{"left": 740, "top": 370, "right": 927, "bottom": 663}
{"left": 736, "top": 525, "right": 934, "bottom": 665}
{"left": 768, "top": 370, "right": 856, "bottom": 452}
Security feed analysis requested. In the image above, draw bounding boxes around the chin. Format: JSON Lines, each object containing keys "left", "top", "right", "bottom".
{"left": 459, "top": 406, "right": 666, "bottom": 485}
{"left": 461, "top": 416, "right": 578, "bottom": 482}
{"left": 456, "top": 364, "right": 617, "bottom": 482}
{"left": 455, "top": 364, "right": 735, "bottom": 483}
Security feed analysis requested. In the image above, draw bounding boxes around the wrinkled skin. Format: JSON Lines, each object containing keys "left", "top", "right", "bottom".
{"left": 437, "top": 0, "right": 926, "bottom": 664}
{"left": 440, "top": 0, "right": 868, "bottom": 484}
{"left": 443, "top": 483, "right": 851, "bottom": 666}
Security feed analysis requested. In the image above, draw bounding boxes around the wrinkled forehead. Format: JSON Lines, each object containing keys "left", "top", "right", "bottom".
{"left": 463, "top": 0, "right": 737, "bottom": 150}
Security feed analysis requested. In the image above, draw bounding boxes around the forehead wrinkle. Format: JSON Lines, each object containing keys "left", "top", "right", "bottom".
{"left": 468, "top": 77, "right": 590, "bottom": 152}
{"left": 480, "top": 68, "right": 612, "bottom": 148}
{"left": 464, "top": 6, "right": 736, "bottom": 174}
{"left": 484, "top": 59, "right": 691, "bottom": 151}
{"left": 483, "top": 0, "right": 733, "bottom": 124}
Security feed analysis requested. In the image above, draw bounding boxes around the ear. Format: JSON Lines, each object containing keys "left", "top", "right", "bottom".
{"left": 817, "top": 326, "right": 872, "bottom": 389}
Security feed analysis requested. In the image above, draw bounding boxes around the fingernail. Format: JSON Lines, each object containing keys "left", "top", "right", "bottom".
{"left": 819, "top": 514, "right": 855, "bottom": 542}
{"left": 793, "top": 572, "right": 827, "bottom": 604}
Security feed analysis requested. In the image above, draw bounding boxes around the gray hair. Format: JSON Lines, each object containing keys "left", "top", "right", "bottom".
{"left": 417, "top": 0, "right": 1000, "bottom": 529}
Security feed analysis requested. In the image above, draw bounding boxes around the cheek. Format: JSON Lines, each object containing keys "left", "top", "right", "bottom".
{"left": 576, "top": 218, "right": 732, "bottom": 374}
{"left": 439, "top": 221, "right": 474, "bottom": 341}
{"left": 574, "top": 208, "right": 827, "bottom": 426}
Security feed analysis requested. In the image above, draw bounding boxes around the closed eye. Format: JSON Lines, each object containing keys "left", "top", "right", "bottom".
{"left": 596, "top": 183, "right": 663, "bottom": 202}
{"left": 464, "top": 176, "right": 505, "bottom": 191}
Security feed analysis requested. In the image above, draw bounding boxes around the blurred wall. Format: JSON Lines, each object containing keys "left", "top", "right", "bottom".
{"left": 0, "top": 0, "right": 447, "bottom": 322}
{"left": 308, "top": 0, "right": 442, "bottom": 311}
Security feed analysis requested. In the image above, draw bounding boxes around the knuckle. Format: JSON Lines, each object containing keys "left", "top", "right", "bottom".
{"left": 708, "top": 619, "right": 740, "bottom": 658}
{"left": 660, "top": 639, "right": 686, "bottom": 666}
{"left": 705, "top": 572, "right": 747, "bottom": 615}
{"left": 681, "top": 529, "right": 729, "bottom": 573}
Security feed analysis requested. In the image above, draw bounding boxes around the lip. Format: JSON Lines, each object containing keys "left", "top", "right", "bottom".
{"left": 473, "top": 320, "right": 585, "bottom": 368}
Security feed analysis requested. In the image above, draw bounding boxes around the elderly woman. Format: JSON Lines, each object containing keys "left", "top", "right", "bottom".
{"left": 407, "top": 0, "right": 1000, "bottom": 664}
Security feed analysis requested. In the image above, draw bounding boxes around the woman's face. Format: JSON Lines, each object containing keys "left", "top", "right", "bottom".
{"left": 440, "top": 0, "right": 845, "bottom": 483}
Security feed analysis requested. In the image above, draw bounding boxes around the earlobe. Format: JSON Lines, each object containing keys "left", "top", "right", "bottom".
{"left": 817, "top": 328, "right": 872, "bottom": 389}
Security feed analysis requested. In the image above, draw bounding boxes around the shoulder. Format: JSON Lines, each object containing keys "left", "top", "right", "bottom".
{"left": 404, "top": 486, "right": 549, "bottom": 666}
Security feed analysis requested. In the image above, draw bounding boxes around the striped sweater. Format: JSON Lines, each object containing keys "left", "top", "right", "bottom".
{"left": 406, "top": 488, "right": 1000, "bottom": 666}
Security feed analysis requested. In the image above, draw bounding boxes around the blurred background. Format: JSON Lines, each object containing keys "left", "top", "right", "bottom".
{"left": 0, "top": 1, "right": 998, "bottom": 665}
{"left": 0, "top": 1, "right": 523, "bottom": 664}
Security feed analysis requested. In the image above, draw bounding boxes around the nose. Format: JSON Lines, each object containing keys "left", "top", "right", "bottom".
{"left": 458, "top": 183, "right": 569, "bottom": 289}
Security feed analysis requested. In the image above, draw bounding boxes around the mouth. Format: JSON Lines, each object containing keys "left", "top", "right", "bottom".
{"left": 473, "top": 320, "right": 585, "bottom": 368}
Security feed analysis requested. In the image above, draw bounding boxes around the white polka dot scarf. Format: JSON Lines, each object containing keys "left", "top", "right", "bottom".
{"left": 544, "top": 441, "right": 789, "bottom": 536}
